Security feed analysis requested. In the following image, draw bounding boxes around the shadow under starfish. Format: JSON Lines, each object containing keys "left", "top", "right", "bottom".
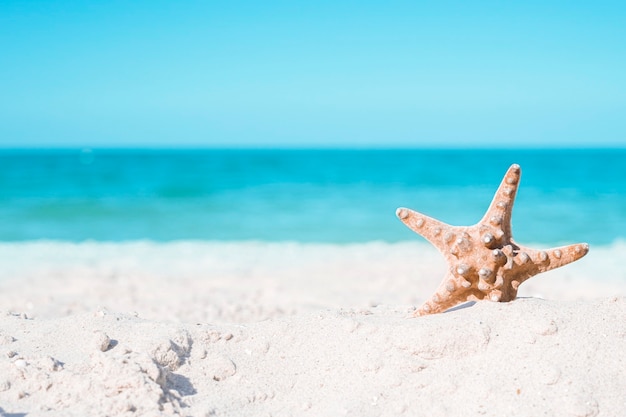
{"left": 396, "top": 164, "right": 589, "bottom": 316}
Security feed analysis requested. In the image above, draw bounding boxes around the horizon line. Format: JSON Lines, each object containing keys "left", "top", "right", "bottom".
{"left": 0, "top": 145, "right": 625, "bottom": 152}
{"left": 1, "top": 142, "right": 626, "bottom": 151}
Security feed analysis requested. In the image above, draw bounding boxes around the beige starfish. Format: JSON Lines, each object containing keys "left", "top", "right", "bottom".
{"left": 396, "top": 164, "right": 589, "bottom": 316}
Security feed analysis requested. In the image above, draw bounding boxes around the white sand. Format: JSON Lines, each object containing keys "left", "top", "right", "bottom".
{"left": 1, "top": 241, "right": 625, "bottom": 416}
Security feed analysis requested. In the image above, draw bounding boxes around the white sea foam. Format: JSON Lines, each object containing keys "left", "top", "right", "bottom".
{"left": 0, "top": 239, "right": 624, "bottom": 322}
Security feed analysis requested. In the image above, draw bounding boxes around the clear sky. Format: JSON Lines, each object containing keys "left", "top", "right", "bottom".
{"left": 1, "top": 1, "right": 625, "bottom": 148}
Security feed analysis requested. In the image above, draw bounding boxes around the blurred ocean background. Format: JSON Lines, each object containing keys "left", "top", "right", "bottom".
{"left": 1, "top": 148, "right": 623, "bottom": 246}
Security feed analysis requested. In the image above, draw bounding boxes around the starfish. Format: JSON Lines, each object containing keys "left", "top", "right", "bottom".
{"left": 396, "top": 164, "right": 589, "bottom": 316}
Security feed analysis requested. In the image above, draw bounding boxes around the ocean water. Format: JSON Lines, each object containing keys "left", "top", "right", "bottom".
{"left": 0, "top": 148, "right": 624, "bottom": 245}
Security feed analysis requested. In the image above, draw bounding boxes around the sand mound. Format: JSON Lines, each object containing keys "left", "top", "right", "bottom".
{"left": 1, "top": 298, "right": 625, "bottom": 416}
{"left": 1, "top": 242, "right": 625, "bottom": 416}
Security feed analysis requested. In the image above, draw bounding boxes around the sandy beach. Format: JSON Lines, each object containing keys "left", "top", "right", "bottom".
{"left": 1, "top": 241, "right": 625, "bottom": 416}
{"left": 3, "top": 0, "right": 626, "bottom": 413}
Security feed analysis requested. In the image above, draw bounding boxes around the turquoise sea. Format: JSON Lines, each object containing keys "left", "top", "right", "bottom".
{"left": 0, "top": 148, "right": 624, "bottom": 245}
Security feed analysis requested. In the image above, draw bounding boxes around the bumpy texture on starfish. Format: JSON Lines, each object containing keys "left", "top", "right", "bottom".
{"left": 396, "top": 164, "right": 589, "bottom": 316}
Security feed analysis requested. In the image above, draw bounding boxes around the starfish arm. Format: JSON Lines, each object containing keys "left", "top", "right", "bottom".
{"left": 479, "top": 164, "right": 522, "bottom": 237}
{"left": 515, "top": 242, "right": 589, "bottom": 278}
{"left": 396, "top": 207, "right": 456, "bottom": 255}
{"left": 412, "top": 272, "right": 479, "bottom": 316}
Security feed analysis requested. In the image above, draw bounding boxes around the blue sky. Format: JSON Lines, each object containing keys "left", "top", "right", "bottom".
{"left": 1, "top": 1, "right": 625, "bottom": 148}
